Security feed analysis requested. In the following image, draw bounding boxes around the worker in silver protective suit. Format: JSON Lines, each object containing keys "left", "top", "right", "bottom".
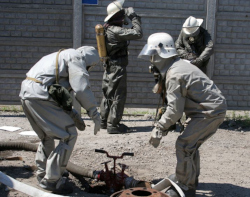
{"left": 100, "top": 0, "right": 143, "bottom": 134}
{"left": 138, "top": 33, "right": 227, "bottom": 197}
{"left": 19, "top": 46, "right": 101, "bottom": 195}
{"left": 175, "top": 16, "right": 214, "bottom": 74}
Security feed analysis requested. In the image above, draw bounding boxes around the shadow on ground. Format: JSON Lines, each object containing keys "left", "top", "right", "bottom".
{"left": 129, "top": 126, "right": 153, "bottom": 133}
{"left": 0, "top": 166, "right": 34, "bottom": 197}
{"left": 197, "top": 182, "right": 250, "bottom": 197}
{"left": 151, "top": 179, "right": 250, "bottom": 197}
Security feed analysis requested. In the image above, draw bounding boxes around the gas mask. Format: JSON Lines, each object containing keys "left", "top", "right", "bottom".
{"left": 123, "top": 15, "right": 129, "bottom": 25}
{"left": 149, "top": 58, "right": 163, "bottom": 94}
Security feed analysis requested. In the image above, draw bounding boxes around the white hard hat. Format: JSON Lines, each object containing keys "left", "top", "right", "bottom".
{"left": 104, "top": 0, "right": 124, "bottom": 22}
{"left": 182, "top": 16, "right": 203, "bottom": 36}
{"left": 138, "top": 32, "right": 178, "bottom": 60}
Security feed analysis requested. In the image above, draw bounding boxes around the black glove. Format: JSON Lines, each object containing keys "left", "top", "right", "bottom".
{"left": 125, "top": 7, "right": 137, "bottom": 20}
{"left": 191, "top": 58, "right": 203, "bottom": 67}
{"left": 186, "top": 53, "right": 198, "bottom": 61}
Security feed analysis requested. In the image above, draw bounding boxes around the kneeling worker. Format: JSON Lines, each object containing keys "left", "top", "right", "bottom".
{"left": 138, "top": 33, "right": 227, "bottom": 197}
{"left": 19, "top": 46, "right": 101, "bottom": 194}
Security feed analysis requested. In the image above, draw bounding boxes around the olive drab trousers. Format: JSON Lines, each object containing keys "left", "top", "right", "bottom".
{"left": 175, "top": 114, "right": 225, "bottom": 190}
{"left": 100, "top": 63, "right": 127, "bottom": 129}
{"left": 21, "top": 99, "right": 77, "bottom": 183}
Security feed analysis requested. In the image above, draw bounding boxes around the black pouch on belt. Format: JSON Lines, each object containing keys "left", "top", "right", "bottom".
{"left": 48, "top": 84, "right": 72, "bottom": 111}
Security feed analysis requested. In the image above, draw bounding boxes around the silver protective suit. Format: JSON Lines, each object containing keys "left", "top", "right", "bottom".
{"left": 158, "top": 58, "right": 227, "bottom": 191}
{"left": 19, "top": 47, "right": 99, "bottom": 184}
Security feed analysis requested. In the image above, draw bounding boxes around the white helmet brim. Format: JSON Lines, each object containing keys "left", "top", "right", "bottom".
{"left": 182, "top": 17, "right": 203, "bottom": 35}
{"left": 138, "top": 44, "right": 158, "bottom": 60}
{"left": 104, "top": 1, "right": 124, "bottom": 22}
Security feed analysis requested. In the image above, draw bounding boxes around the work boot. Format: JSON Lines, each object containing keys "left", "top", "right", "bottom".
{"left": 101, "top": 121, "right": 107, "bottom": 129}
{"left": 39, "top": 177, "right": 73, "bottom": 194}
{"left": 37, "top": 170, "right": 70, "bottom": 183}
{"left": 168, "top": 174, "right": 199, "bottom": 187}
{"left": 107, "top": 123, "right": 130, "bottom": 134}
{"left": 183, "top": 189, "right": 196, "bottom": 197}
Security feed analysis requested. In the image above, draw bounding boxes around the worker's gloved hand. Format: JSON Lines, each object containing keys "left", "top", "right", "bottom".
{"left": 186, "top": 53, "right": 198, "bottom": 61}
{"left": 92, "top": 112, "right": 101, "bottom": 135}
{"left": 88, "top": 107, "right": 101, "bottom": 135}
{"left": 149, "top": 127, "right": 163, "bottom": 148}
{"left": 191, "top": 58, "right": 203, "bottom": 67}
{"left": 65, "top": 109, "right": 85, "bottom": 131}
{"left": 125, "top": 7, "right": 137, "bottom": 20}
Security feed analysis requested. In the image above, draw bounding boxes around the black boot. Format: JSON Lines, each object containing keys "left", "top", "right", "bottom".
{"left": 101, "top": 122, "right": 107, "bottom": 129}
{"left": 107, "top": 123, "right": 130, "bottom": 134}
{"left": 183, "top": 189, "right": 196, "bottom": 197}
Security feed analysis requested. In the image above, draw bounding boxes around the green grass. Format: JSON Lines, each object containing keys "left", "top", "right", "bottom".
{"left": 224, "top": 110, "right": 250, "bottom": 128}
{"left": 0, "top": 105, "right": 23, "bottom": 113}
{"left": 123, "top": 110, "right": 155, "bottom": 116}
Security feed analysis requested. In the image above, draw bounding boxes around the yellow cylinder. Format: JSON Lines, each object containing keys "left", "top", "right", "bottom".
{"left": 95, "top": 24, "right": 107, "bottom": 62}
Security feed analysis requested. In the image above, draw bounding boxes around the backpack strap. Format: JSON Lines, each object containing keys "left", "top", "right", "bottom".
{"left": 55, "top": 48, "right": 65, "bottom": 84}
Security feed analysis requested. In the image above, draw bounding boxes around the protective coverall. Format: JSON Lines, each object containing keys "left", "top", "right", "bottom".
{"left": 158, "top": 58, "right": 227, "bottom": 191}
{"left": 100, "top": 10, "right": 143, "bottom": 133}
{"left": 175, "top": 27, "right": 213, "bottom": 74}
{"left": 19, "top": 46, "right": 100, "bottom": 193}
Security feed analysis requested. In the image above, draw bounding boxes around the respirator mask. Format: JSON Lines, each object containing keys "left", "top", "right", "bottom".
{"left": 149, "top": 56, "right": 163, "bottom": 94}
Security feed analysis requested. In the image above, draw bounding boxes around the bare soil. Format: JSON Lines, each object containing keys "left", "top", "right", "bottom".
{"left": 0, "top": 110, "right": 250, "bottom": 197}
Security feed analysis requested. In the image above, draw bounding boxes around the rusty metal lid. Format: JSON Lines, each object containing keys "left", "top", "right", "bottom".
{"left": 110, "top": 187, "right": 170, "bottom": 197}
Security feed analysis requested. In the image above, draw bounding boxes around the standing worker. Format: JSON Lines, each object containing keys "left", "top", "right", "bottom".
{"left": 19, "top": 46, "right": 101, "bottom": 194}
{"left": 175, "top": 16, "right": 214, "bottom": 74}
{"left": 100, "top": 0, "right": 143, "bottom": 134}
{"left": 138, "top": 32, "right": 227, "bottom": 197}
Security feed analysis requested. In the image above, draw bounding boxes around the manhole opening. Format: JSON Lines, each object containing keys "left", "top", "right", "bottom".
{"left": 131, "top": 190, "right": 152, "bottom": 196}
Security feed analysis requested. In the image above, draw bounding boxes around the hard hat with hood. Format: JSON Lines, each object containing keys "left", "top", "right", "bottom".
{"left": 104, "top": 0, "right": 125, "bottom": 22}
{"left": 182, "top": 16, "right": 203, "bottom": 37}
{"left": 138, "top": 32, "right": 178, "bottom": 76}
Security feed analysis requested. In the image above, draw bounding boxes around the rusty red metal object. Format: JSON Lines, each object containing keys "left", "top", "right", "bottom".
{"left": 95, "top": 149, "right": 134, "bottom": 193}
{"left": 110, "top": 187, "right": 170, "bottom": 197}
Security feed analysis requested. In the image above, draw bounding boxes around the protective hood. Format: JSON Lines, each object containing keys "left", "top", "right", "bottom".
{"left": 77, "top": 46, "right": 100, "bottom": 69}
{"left": 151, "top": 54, "right": 176, "bottom": 78}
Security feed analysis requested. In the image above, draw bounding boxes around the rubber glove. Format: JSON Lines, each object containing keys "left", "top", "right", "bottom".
{"left": 92, "top": 111, "right": 101, "bottom": 135}
{"left": 125, "top": 7, "right": 137, "bottom": 20}
{"left": 191, "top": 58, "right": 203, "bottom": 67}
{"left": 149, "top": 127, "right": 163, "bottom": 148}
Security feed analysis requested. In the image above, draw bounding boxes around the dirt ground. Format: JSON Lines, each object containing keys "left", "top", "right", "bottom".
{"left": 0, "top": 109, "right": 250, "bottom": 197}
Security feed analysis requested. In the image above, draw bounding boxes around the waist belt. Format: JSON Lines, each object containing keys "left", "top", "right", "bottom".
{"left": 26, "top": 77, "right": 42, "bottom": 84}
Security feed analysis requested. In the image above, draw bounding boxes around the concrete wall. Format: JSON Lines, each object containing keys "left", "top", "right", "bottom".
{"left": 213, "top": 0, "right": 250, "bottom": 110}
{"left": 0, "top": 0, "right": 73, "bottom": 103}
{"left": 83, "top": 0, "right": 208, "bottom": 107}
{"left": 0, "top": 0, "right": 249, "bottom": 110}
